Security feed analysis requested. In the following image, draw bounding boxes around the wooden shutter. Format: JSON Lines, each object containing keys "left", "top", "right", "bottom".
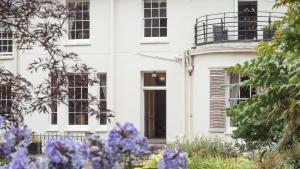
{"left": 209, "top": 69, "right": 226, "bottom": 133}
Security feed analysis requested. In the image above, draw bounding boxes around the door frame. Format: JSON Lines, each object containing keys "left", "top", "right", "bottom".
{"left": 140, "top": 71, "right": 167, "bottom": 140}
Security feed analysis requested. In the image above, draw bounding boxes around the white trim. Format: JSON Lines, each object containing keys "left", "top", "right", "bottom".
{"left": 140, "top": 37, "right": 169, "bottom": 44}
{"left": 64, "top": 39, "right": 91, "bottom": 46}
{"left": 143, "top": 86, "right": 166, "bottom": 90}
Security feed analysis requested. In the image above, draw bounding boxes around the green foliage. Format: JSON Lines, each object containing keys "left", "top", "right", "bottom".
{"left": 188, "top": 156, "right": 254, "bottom": 169}
{"left": 226, "top": 0, "right": 300, "bottom": 160}
{"left": 169, "top": 138, "right": 240, "bottom": 159}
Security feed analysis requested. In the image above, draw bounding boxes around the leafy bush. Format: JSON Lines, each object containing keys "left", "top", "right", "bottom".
{"left": 188, "top": 156, "right": 254, "bottom": 169}
{"left": 170, "top": 137, "right": 240, "bottom": 159}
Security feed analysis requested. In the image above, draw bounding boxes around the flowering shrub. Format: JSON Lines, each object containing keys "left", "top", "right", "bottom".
{"left": 0, "top": 120, "right": 187, "bottom": 169}
{"left": 158, "top": 148, "right": 188, "bottom": 169}
{"left": 44, "top": 138, "right": 89, "bottom": 169}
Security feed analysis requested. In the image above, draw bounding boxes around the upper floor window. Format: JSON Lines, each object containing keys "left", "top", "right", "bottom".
{"left": 67, "top": 1, "right": 90, "bottom": 40}
{"left": 0, "top": 32, "right": 13, "bottom": 55}
{"left": 68, "top": 74, "right": 89, "bottom": 125}
{"left": 144, "top": 0, "right": 167, "bottom": 38}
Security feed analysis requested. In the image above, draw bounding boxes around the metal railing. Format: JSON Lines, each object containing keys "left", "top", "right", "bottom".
{"left": 194, "top": 11, "right": 283, "bottom": 46}
{"left": 32, "top": 132, "right": 89, "bottom": 147}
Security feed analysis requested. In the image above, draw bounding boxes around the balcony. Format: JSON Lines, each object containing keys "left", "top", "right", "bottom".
{"left": 194, "top": 11, "right": 283, "bottom": 46}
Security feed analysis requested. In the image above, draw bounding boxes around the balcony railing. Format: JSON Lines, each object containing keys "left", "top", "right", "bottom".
{"left": 194, "top": 11, "right": 283, "bottom": 46}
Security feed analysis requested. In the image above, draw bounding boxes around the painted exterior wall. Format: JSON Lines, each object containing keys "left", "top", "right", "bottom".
{"left": 0, "top": 0, "right": 284, "bottom": 143}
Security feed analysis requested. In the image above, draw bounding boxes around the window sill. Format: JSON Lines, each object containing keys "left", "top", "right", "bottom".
{"left": 64, "top": 125, "right": 91, "bottom": 132}
{"left": 140, "top": 38, "right": 169, "bottom": 44}
{"left": 94, "top": 125, "right": 108, "bottom": 133}
{"left": 64, "top": 39, "right": 91, "bottom": 46}
{"left": 46, "top": 125, "right": 59, "bottom": 132}
{"left": 0, "top": 54, "right": 14, "bottom": 60}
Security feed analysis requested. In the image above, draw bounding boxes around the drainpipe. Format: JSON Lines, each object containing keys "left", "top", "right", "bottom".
{"left": 184, "top": 50, "right": 193, "bottom": 142}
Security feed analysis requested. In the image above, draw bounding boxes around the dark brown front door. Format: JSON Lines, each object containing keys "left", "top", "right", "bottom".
{"left": 144, "top": 90, "right": 166, "bottom": 139}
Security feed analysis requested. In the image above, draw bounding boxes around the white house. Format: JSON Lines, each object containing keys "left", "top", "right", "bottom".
{"left": 0, "top": 0, "right": 284, "bottom": 144}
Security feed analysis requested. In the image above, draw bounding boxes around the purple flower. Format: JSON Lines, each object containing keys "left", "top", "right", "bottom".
{"left": 87, "top": 134, "right": 115, "bottom": 169}
{"left": 0, "top": 142, "right": 12, "bottom": 157}
{"left": 4, "top": 125, "right": 32, "bottom": 148}
{"left": 44, "top": 137, "right": 88, "bottom": 169}
{"left": 108, "top": 122, "right": 149, "bottom": 157}
{"left": 158, "top": 148, "right": 188, "bottom": 169}
{"left": 0, "top": 116, "right": 4, "bottom": 126}
{"left": 3, "top": 148, "right": 32, "bottom": 169}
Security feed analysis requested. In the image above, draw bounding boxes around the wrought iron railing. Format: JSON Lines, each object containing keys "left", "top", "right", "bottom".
{"left": 32, "top": 132, "right": 88, "bottom": 147}
{"left": 194, "top": 11, "right": 283, "bottom": 46}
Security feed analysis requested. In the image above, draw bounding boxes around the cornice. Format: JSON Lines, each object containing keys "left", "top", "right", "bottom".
{"left": 190, "top": 42, "right": 258, "bottom": 56}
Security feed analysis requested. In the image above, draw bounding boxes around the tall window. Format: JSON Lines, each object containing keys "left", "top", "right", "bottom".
{"left": 0, "top": 32, "right": 13, "bottom": 55}
{"left": 50, "top": 75, "right": 58, "bottom": 125}
{"left": 144, "top": 0, "right": 167, "bottom": 37}
{"left": 68, "top": 74, "right": 88, "bottom": 125}
{"left": 0, "top": 85, "right": 11, "bottom": 111}
{"left": 228, "top": 73, "right": 256, "bottom": 126}
{"left": 99, "top": 73, "right": 107, "bottom": 125}
{"left": 67, "top": 1, "right": 90, "bottom": 40}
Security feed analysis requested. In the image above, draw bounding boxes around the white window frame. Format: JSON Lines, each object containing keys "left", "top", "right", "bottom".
{"left": 50, "top": 75, "right": 58, "bottom": 126}
{"left": 225, "top": 72, "right": 254, "bottom": 133}
{"left": 0, "top": 32, "right": 13, "bottom": 56}
{"left": 65, "top": 0, "right": 91, "bottom": 46}
{"left": 0, "top": 84, "right": 12, "bottom": 112}
{"left": 68, "top": 73, "right": 89, "bottom": 126}
{"left": 141, "top": 0, "right": 168, "bottom": 43}
{"left": 98, "top": 73, "right": 108, "bottom": 126}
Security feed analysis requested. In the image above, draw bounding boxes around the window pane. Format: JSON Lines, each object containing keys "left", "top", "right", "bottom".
{"left": 100, "top": 87, "right": 106, "bottom": 100}
{"left": 68, "top": 88, "right": 74, "bottom": 99}
{"left": 100, "top": 101, "right": 107, "bottom": 111}
{"left": 75, "top": 101, "right": 82, "bottom": 112}
{"left": 160, "top": 28, "right": 167, "bottom": 37}
{"left": 69, "top": 113, "right": 75, "bottom": 125}
{"left": 160, "top": 2, "right": 167, "bottom": 7}
{"left": 240, "top": 86, "right": 250, "bottom": 98}
{"left": 82, "top": 101, "right": 88, "bottom": 112}
{"left": 152, "top": 28, "right": 159, "bottom": 37}
{"left": 69, "top": 101, "right": 75, "bottom": 112}
{"left": 144, "top": 73, "right": 166, "bottom": 86}
{"left": 82, "top": 88, "right": 88, "bottom": 99}
{"left": 83, "top": 12, "right": 89, "bottom": 20}
{"left": 152, "top": 0, "right": 159, "bottom": 8}
{"left": 160, "top": 18, "right": 167, "bottom": 27}
{"left": 152, "top": 9, "right": 159, "bottom": 17}
{"left": 68, "top": 75, "right": 75, "bottom": 87}
{"left": 83, "top": 21, "right": 89, "bottom": 29}
{"left": 152, "top": 19, "right": 159, "bottom": 27}
{"left": 51, "top": 113, "right": 57, "bottom": 125}
{"left": 144, "top": 9, "right": 151, "bottom": 18}
{"left": 75, "top": 88, "right": 81, "bottom": 99}
{"left": 145, "top": 28, "right": 151, "bottom": 37}
{"left": 145, "top": 19, "right": 151, "bottom": 27}
{"left": 160, "top": 8, "right": 167, "bottom": 17}
{"left": 144, "top": 0, "right": 151, "bottom": 8}
{"left": 82, "top": 30, "right": 89, "bottom": 39}
{"left": 76, "top": 12, "right": 83, "bottom": 20}
{"left": 100, "top": 113, "right": 107, "bottom": 125}
{"left": 82, "top": 2, "right": 89, "bottom": 10}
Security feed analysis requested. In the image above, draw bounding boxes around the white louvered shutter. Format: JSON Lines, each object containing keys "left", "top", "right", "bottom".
{"left": 209, "top": 69, "right": 226, "bottom": 133}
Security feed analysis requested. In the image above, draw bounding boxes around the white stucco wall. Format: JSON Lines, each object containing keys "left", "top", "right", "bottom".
{"left": 0, "top": 0, "right": 284, "bottom": 143}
